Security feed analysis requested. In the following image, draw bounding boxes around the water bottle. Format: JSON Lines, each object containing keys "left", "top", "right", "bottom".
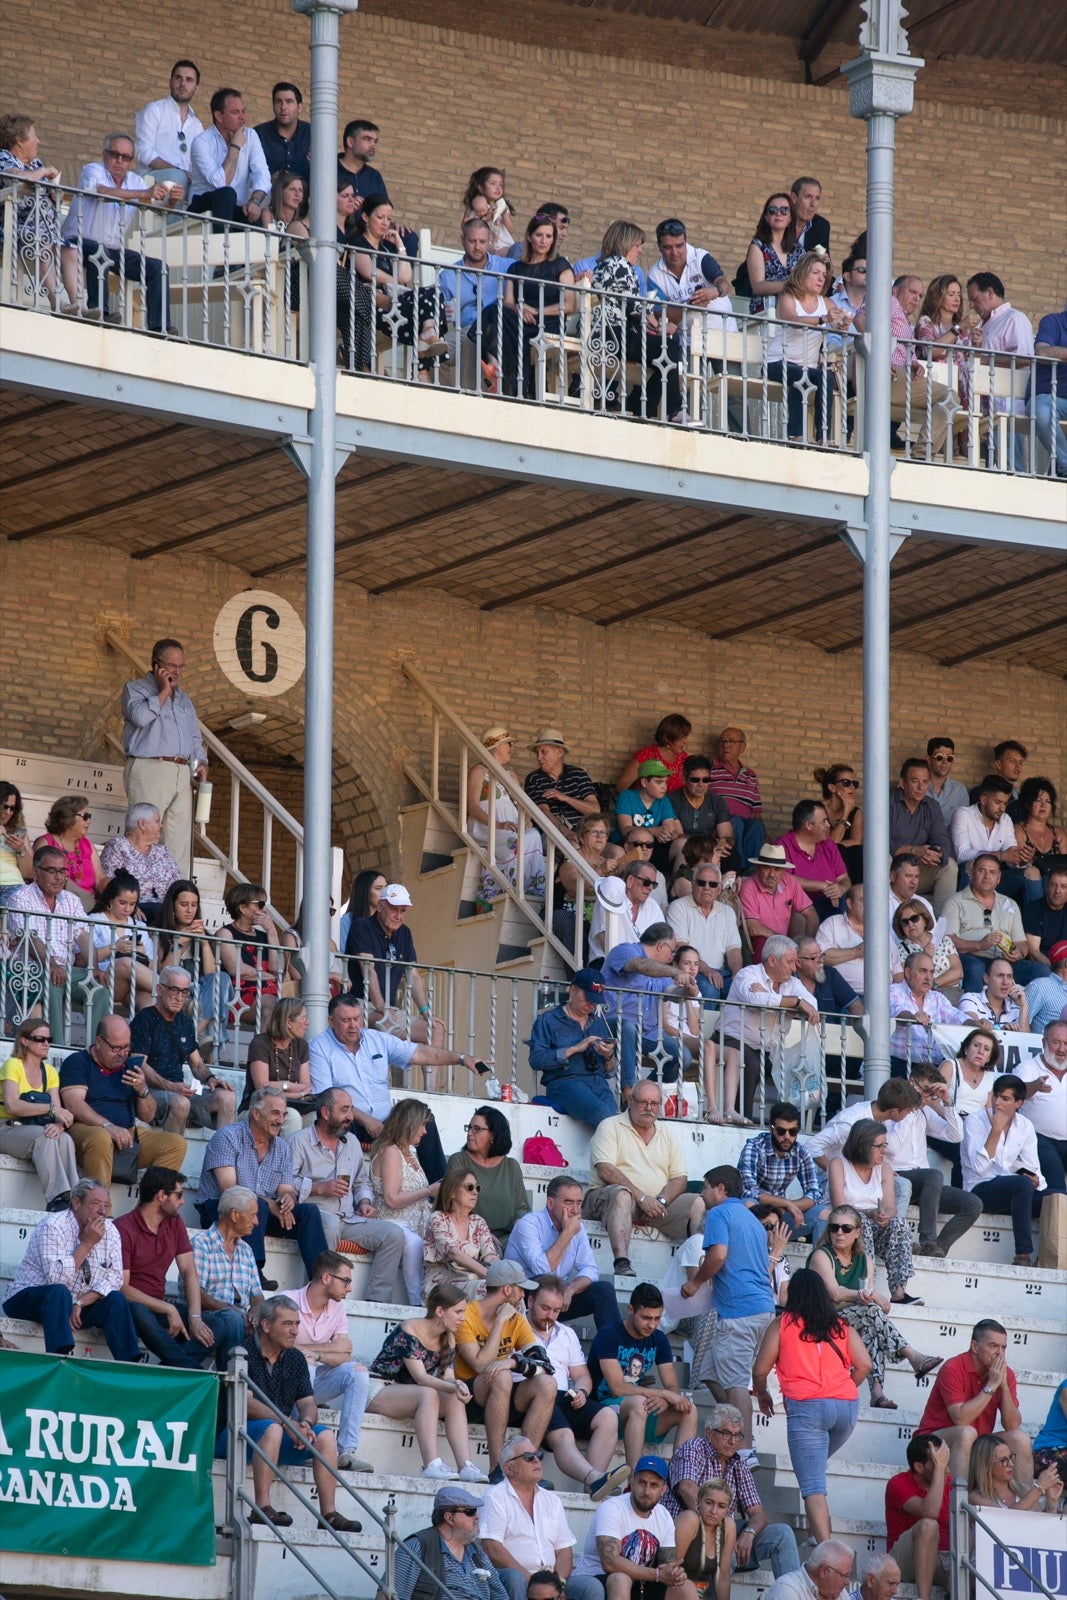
{"left": 485, "top": 1074, "right": 503, "bottom": 1100}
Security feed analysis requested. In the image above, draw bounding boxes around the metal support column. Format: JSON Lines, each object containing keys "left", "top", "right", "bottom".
{"left": 842, "top": 1, "right": 922, "bottom": 1096}
{"left": 291, "top": 0, "right": 359, "bottom": 1034}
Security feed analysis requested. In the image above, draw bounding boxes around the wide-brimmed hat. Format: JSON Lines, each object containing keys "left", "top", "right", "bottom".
{"left": 530, "top": 728, "right": 569, "bottom": 752}
{"left": 594, "top": 876, "right": 628, "bottom": 912}
{"left": 748, "top": 844, "right": 795, "bottom": 871}
{"left": 482, "top": 725, "right": 512, "bottom": 750}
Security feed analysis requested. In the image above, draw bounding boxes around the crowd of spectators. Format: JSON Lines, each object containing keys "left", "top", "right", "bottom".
{"left": 2, "top": 77, "right": 1064, "bottom": 460}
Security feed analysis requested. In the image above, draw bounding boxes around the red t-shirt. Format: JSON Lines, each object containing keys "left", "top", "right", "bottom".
{"left": 885, "top": 1469, "right": 950, "bottom": 1551}
{"left": 632, "top": 743, "right": 687, "bottom": 791}
{"left": 917, "top": 1351, "right": 1018, "bottom": 1437}
{"left": 115, "top": 1207, "right": 192, "bottom": 1301}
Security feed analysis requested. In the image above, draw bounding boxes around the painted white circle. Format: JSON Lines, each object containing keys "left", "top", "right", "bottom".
{"left": 213, "top": 590, "right": 305, "bottom": 698}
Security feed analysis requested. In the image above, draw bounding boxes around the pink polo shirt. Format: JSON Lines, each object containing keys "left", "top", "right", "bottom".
{"left": 739, "top": 873, "right": 813, "bottom": 935}
{"left": 292, "top": 1283, "right": 346, "bottom": 1380}
{"left": 777, "top": 831, "right": 846, "bottom": 885}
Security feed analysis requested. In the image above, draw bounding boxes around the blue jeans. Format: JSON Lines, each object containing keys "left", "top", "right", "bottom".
{"left": 4, "top": 1284, "right": 140, "bottom": 1361}
{"left": 562, "top": 1277, "right": 623, "bottom": 1331}
{"left": 312, "top": 1361, "right": 370, "bottom": 1452}
{"left": 129, "top": 1298, "right": 245, "bottom": 1371}
{"left": 737, "top": 1517, "right": 800, "bottom": 1577}
{"left": 197, "top": 1195, "right": 328, "bottom": 1275}
{"left": 618, "top": 1019, "right": 682, "bottom": 1088}
{"left": 971, "top": 1174, "right": 1042, "bottom": 1254}
{"left": 730, "top": 816, "right": 765, "bottom": 868}
{"left": 543, "top": 1072, "right": 617, "bottom": 1128}
{"left": 784, "top": 1396, "right": 859, "bottom": 1496}
{"left": 1033, "top": 392, "right": 1067, "bottom": 473}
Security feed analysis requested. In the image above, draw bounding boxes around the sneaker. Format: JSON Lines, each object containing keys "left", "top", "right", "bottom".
{"left": 487, "top": 1465, "right": 505, "bottom": 1486}
{"left": 421, "top": 1459, "right": 452, "bottom": 1480}
{"left": 337, "top": 1452, "right": 373, "bottom": 1472}
{"left": 588, "top": 1464, "right": 631, "bottom": 1502}
{"left": 46, "top": 1192, "right": 71, "bottom": 1213}
{"left": 612, "top": 1257, "right": 635, "bottom": 1277}
{"left": 458, "top": 1461, "right": 489, "bottom": 1483}
{"left": 737, "top": 1448, "right": 760, "bottom": 1469}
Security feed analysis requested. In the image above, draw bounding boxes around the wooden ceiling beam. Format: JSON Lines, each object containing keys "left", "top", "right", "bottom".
{"left": 799, "top": 0, "right": 855, "bottom": 69}
{"left": 940, "top": 615, "right": 1067, "bottom": 668}
{"left": 825, "top": 557, "right": 1061, "bottom": 654}
{"left": 3, "top": 425, "right": 187, "bottom": 492}
{"left": 6, "top": 447, "right": 279, "bottom": 542}
{"left": 369, "top": 499, "right": 639, "bottom": 597}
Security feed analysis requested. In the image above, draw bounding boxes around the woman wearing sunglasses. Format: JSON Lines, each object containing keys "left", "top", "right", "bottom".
{"left": 444, "top": 1105, "right": 530, "bottom": 1242}
{"left": 424, "top": 1166, "right": 500, "bottom": 1294}
{"left": 218, "top": 881, "right": 284, "bottom": 1031}
{"left": 891, "top": 898, "right": 964, "bottom": 997}
{"left": 814, "top": 764, "right": 864, "bottom": 885}
{"left": 0, "top": 1016, "right": 79, "bottom": 1211}
{"left": 808, "top": 1204, "right": 941, "bottom": 1409}
{"left": 745, "top": 193, "right": 802, "bottom": 315}
{"left": 34, "top": 793, "right": 108, "bottom": 906}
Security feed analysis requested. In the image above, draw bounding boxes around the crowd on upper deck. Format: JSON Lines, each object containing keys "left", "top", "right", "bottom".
{"left": 2, "top": 60, "right": 1065, "bottom": 464}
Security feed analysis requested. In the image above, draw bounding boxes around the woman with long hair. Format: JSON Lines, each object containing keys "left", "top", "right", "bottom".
{"left": 1014, "top": 777, "right": 1067, "bottom": 900}
{"left": 0, "top": 781, "right": 33, "bottom": 906}
{"left": 814, "top": 763, "right": 864, "bottom": 883}
{"left": 270, "top": 168, "right": 310, "bottom": 238}
{"left": 591, "top": 219, "right": 685, "bottom": 422}
{"left": 367, "top": 1281, "right": 485, "bottom": 1481}
{"left": 443, "top": 1103, "right": 529, "bottom": 1240}
{"left": 240, "top": 996, "right": 313, "bottom": 1133}
{"left": 218, "top": 882, "right": 284, "bottom": 1031}
{"left": 349, "top": 192, "right": 448, "bottom": 375}
{"left": 674, "top": 1478, "right": 736, "bottom": 1600}
{"left": 764, "top": 250, "right": 846, "bottom": 444}
{"left": 968, "top": 1433, "right": 1063, "bottom": 1512}
{"left": 827, "top": 1119, "right": 919, "bottom": 1305}
{"left": 752, "top": 1269, "right": 870, "bottom": 1543}
{"left": 369, "top": 1098, "right": 439, "bottom": 1302}
{"left": 616, "top": 714, "right": 693, "bottom": 794}
{"left": 88, "top": 869, "right": 156, "bottom": 1010}
{"left": 915, "top": 274, "right": 981, "bottom": 411}
{"left": 35, "top": 793, "right": 107, "bottom": 903}
{"left": 0, "top": 1016, "right": 79, "bottom": 1210}
{"left": 156, "top": 878, "right": 232, "bottom": 1056}
{"left": 487, "top": 213, "right": 575, "bottom": 397}
{"left": 745, "top": 192, "right": 801, "bottom": 314}
{"left": 423, "top": 1166, "right": 500, "bottom": 1293}
{"left": 808, "top": 1204, "right": 941, "bottom": 1408}
{"left": 466, "top": 726, "right": 546, "bottom": 905}
{"left": 340, "top": 868, "right": 387, "bottom": 951}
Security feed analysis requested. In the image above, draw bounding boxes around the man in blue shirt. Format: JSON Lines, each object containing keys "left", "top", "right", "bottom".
{"left": 602, "top": 924, "right": 696, "bottom": 1087}
{"left": 527, "top": 969, "right": 618, "bottom": 1126}
{"left": 254, "top": 82, "right": 311, "bottom": 182}
{"left": 681, "top": 1166, "right": 776, "bottom": 1465}
{"left": 1028, "top": 304, "right": 1067, "bottom": 477}
{"left": 794, "top": 937, "right": 863, "bottom": 1019}
{"left": 439, "top": 218, "right": 512, "bottom": 390}
{"left": 505, "top": 1175, "right": 621, "bottom": 1329}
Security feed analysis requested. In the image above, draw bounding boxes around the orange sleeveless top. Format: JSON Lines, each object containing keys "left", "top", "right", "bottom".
{"left": 776, "top": 1313, "right": 857, "bottom": 1402}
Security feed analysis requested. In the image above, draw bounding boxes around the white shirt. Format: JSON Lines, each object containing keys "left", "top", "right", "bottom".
{"left": 666, "top": 897, "right": 741, "bottom": 970}
{"left": 576, "top": 1493, "right": 677, "bottom": 1577}
{"left": 62, "top": 164, "right": 153, "bottom": 249}
{"left": 951, "top": 804, "right": 1016, "bottom": 865}
{"left": 530, "top": 1318, "right": 584, "bottom": 1391}
{"left": 961, "top": 1108, "right": 1046, "bottom": 1191}
{"left": 887, "top": 1103, "right": 963, "bottom": 1169}
{"left": 980, "top": 303, "right": 1035, "bottom": 414}
{"left": 764, "top": 1568, "right": 820, "bottom": 1600}
{"left": 804, "top": 1099, "right": 875, "bottom": 1166}
{"left": 721, "top": 963, "right": 812, "bottom": 1050}
{"left": 479, "top": 1480, "right": 576, "bottom": 1572}
{"left": 816, "top": 912, "right": 865, "bottom": 995}
{"left": 589, "top": 891, "right": 659, "bottom": 963}
{"left": 135, "top": 95, "right": 204, "bottom": 175}
{"left": 1015, "top": 1058, "right": 1067, "bottom": 1141}
{"left": 189, "top": 125, "right": 271, "bottom": 205}
{"left": 958, "top": 991, "right": 1023, "bottom": 1031}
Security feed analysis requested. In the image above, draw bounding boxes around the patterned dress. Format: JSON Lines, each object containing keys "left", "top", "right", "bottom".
{"left": 370, "top": 1143, "right": 432, "bottom": 1234}
{"left": 423, "top": 1209, "right": 499, "bottom": 1292}
{"left": 748, "top": 237, "right": 803, "bottom": 315}
{"left": 0, "top": 150, "right": 61, "bottom": 279}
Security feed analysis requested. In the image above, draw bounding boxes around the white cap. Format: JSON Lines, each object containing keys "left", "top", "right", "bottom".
{"left": 380, "top": 883, "right": 413, "bottom": 907}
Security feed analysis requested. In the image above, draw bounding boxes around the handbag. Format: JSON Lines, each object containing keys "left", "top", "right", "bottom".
{"left": 14, "top": 1088, "right": 53, "bottom": 1127}
{"left": 523, "top": 1132, "right": 566, "bottom": 1167}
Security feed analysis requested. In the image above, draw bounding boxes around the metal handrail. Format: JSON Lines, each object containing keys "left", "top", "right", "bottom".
{"left": 222, "top": 1345, "right": 452, "bottom": 1600}
{"left": 949, "top": 1473, "right": 1058, "bottom": 1600}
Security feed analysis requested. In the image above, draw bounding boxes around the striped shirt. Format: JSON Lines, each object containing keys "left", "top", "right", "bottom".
{"left": 523, "top": 764, "right": 597, "bottom": 828}
{"left": 191, "top": 1223, "right": 261, "bottom": 1311}
{"left": 706, "top": 760, "right": 762, "bottom": 818}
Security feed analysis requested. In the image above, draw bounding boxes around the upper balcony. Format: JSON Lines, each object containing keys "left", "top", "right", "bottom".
{"left": 2, "top": 186, "right": 1065, "bottom": 611}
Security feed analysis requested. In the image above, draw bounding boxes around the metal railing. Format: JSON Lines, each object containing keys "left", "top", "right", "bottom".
{"left": 0, "top": 906, "right": 863, "bottom": 1126}
{"left": 949, "top": 1474, "right": 1059, "bottom": 1600}
{"left": 5, "top": 178, "right": 1060, "bottom": 478}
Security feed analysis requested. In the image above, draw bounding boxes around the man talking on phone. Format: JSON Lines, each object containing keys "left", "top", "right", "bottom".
{"left": 122, "top": 636, "right": 208, "bottom": 874}
{"left": 59, "top": 1014, "right": 188, "bottom": 1185}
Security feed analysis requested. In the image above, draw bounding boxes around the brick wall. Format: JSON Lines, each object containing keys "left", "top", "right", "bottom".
{"left": 2, "top": 0, "right": 1062, "bottom": 316}
{"left": 1, "top": 537, "right": 1062, "bottom": 884}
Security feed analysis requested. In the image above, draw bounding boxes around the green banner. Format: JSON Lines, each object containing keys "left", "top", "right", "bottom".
{"left": 0, "top": 1351, "right": 218, "bottom": 1566}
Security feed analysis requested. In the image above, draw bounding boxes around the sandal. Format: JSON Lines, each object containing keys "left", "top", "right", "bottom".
{"left": 417, "top": 335, "right": 448, "bottom": 360}
{"left": 913, "top": 1355, "right": 943, "bottom": 1380}
{"left": 724, "top": 1111, "right": 756, "bottom": 1127}
{"left": 249, "top": 1505, "right": 293, "bottom": 1527}
{"left": 703, "top": 1111, "right": 726, "bottom": 1125}
{"left": 869, "top": 1394, "right": 898, "bottom": 1409}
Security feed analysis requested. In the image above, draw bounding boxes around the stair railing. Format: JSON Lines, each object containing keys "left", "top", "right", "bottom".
{"left": 401, "top": 660, "right": 599, "bottom": 970}
{"left": 104, "top": 631, "right": 342, "bottom": 923}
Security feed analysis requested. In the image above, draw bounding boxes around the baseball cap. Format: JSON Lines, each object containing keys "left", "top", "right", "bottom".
{"left": 433, "top": 1485, "right": 483, "bottom": 1513}
{"left": 637, "top": 759, "right": 671, "bottom": 780}
{"left": 1048, "top": 940, "right": 1067, "bottom": 966}
{"left": 572, "top": 968, "right": 605, "bottom": 997}
{"left": 633, "top": 1454, "right": 670, "bottom": 1481}
{"left": 379, "top": 883, "right": 413, "bottom": 907}
{"left": 485, "top": 1260, "right": 539, "bottom": 1291}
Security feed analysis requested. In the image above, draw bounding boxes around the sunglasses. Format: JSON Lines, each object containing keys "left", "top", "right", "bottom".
{"left": 836, "top": 779, "right": 858, "bottom": 789}
{"left": 77, "top": 811, "right": 93, "bottom": 821}
{"left": 767, "top": 205, "right": 792, "bottom": 215}
{"left": 635, "top": 876, "right": 657, "bottom": 887}
{"left": 25, "top": 1033, "right": 52, "bottom": 1044}
{"left": 252, "top": 899, "right": 268, "bottom": 909}
{"left": 771, "top": 1126, "right": 799, "bottom": 1138}
{"left": 462, "top": 1182, "right": 481, "bottom": 1193}
{"left": 687, "top": 776, "right": 712, "bottom": 784}
{"left": 828, "top": 1222, "right": 856, "bottom": 1233}
{"left": 932, "top": 751, "right": 955, "bottom": 761}
{"left": 695, "top": 878, "right": 721, "bottom": 887}
{"left": 901, "top": 914, "right": 924, "bottom": 926}
{"left": 516, "top": 1450, "right": 544, "bottom": 1463}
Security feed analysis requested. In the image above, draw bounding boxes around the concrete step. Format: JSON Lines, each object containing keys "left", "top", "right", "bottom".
{"left": 0, "top": 1541, "right": 232, "bottom": 1598}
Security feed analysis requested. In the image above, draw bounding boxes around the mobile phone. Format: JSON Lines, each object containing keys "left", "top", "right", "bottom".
{"left": 1017, "top": 1168, "right": 1037, "bottom": 1179}
{"left": 124, "top": 1053, "right": 146, "bottom": 1073}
